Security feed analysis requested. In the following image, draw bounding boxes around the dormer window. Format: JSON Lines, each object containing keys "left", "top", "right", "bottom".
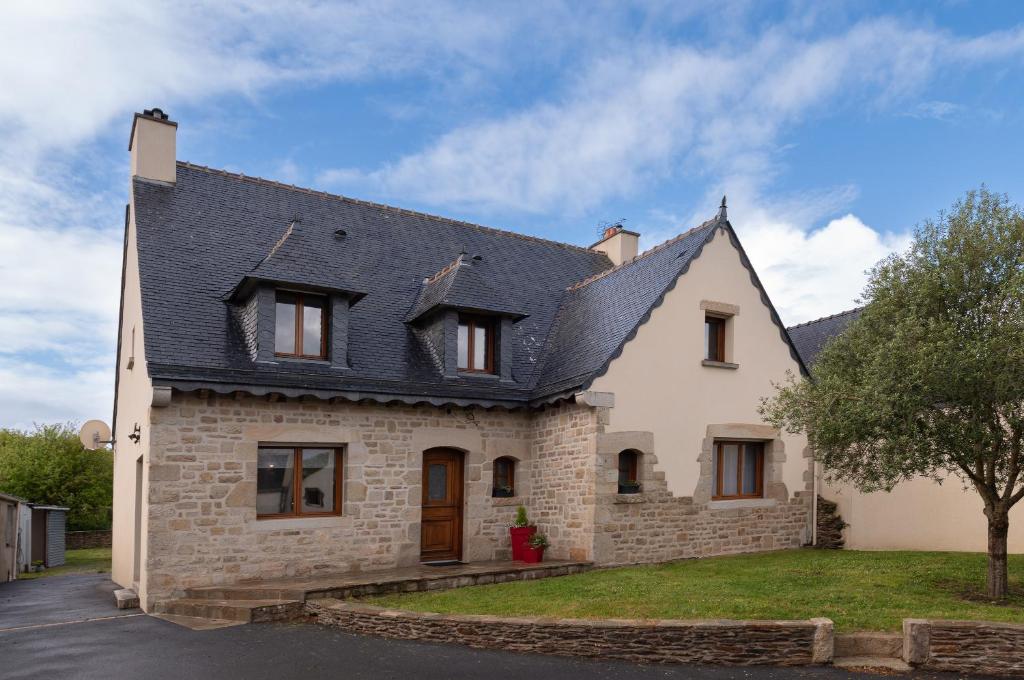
{"left": 457, "top": 315, "right": 494, "bottom": 373}
{"left": 275, "top": 291, "right": 327, "bottom": 359}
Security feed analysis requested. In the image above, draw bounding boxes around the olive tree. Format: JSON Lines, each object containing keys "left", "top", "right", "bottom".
{"left": 761, "top": 188, "right": 1024, "bottom": 599}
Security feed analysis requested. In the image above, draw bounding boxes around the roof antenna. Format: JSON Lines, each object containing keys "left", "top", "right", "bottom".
{"left": 717, "top": 195, "right": 728, "bottom": 222}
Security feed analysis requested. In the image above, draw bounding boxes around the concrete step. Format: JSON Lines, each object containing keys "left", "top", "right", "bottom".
{"left": 150, "top": 613, "right": 247, "bottom": 630}
{"left": 183, "top": 586, "right": 307, "bottom": 601}
{"left": 833, "top": 656, "right": 911, "bottom": 672}
{"left": 153, "top": 597, "right": 303, "bottom": 623}
{"left": 835, "top": 632, "right": 903, "bottom": 658}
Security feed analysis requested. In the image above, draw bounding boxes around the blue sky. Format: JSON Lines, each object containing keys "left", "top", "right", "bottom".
{"left": 1, "top": 1, "right": 1023, "bottom": 428}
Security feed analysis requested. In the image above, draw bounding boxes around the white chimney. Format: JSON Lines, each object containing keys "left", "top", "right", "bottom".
{"left": 591, "top": 225, "right": 639, "bottom": 267}
{"left": 129, "top": 108, "right": 177, "bottom": 184}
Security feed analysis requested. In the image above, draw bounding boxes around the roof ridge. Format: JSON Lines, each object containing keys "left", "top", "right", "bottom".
{"left": 566, "top": 218, "right": 717, "bottom": 292}
{"left": 175, "top": 161, "right": 601, "bottom": 255}
{"left": 787, "top": 306, "right": 863, "bottom": 330}
{"left": 424, "top": 254, "right": 465, "bottom": 284}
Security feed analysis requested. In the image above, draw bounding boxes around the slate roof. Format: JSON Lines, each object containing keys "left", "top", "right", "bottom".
{"left": 786, "top": 308, "right": 862, "bottom": 367}
{"left": 132, "top": 162, "right": 803, "bottom": 408}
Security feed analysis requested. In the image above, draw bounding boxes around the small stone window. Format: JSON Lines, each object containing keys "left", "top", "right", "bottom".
{"left": 704, "top": 314, "right": 726, "bottom": 362}
{"left": 712, "top": 441, "right": 764, "bottom": 499}
{"left": 618, "top": 450, "right": 641, "bottom": 494}
{"left": 492, "top": 457, "right": 515, "bottom": 497}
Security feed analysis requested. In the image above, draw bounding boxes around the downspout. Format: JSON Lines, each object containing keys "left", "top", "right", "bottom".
{"left": 811, "top": 457, "right": 818, "bottom": 546}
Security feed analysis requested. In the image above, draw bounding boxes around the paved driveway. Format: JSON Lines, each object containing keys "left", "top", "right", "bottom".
{"left": 0, "top": 574, "right": 974, "bottom": 680}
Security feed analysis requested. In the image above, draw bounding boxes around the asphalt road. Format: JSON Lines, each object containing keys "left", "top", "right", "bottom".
{"left": 0, "top": 574, "right": 976, "bottom": 680}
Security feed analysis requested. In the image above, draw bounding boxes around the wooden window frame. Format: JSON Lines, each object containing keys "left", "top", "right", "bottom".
{"left": 275, "top": 291, "right": 328, "bottom": 360}
{"left": 617, "top": 450, "right": 641, "bottom": 494}
{"left": 457, "top": 315, "right": 496, "bottom": 374}
{"left": 712, "top": 441, "right": 764, "bottom": 500}
{"left": 256, "top": 446, "right": 343, "bottom": 519}
{"left": 492, "top": 457, "right": 516, "bottom": 497}
{"left": 705, "top": 314, "right": 726, "bottom": 362}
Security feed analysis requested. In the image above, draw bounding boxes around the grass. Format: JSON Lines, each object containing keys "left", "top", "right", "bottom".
{"left": 18, "top": 547, "right": 112, "bottom": 580}
{"left": 368, "top": 549, "right": 1024, "bottom": 632}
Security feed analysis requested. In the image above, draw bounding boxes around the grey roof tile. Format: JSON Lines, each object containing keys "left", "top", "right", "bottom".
{"left": 787, "top": 308, "right": 862, "bottom": 367}
{"left": 132, "top": 163, "right": 804, "bottom": 406}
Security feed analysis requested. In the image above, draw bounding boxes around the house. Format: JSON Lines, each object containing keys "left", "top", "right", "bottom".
{"left": 788, "top": 310, "right": 1024, "bottom": 553}
{"left": 112, "top": 109, "right": 815, "bottom": 612}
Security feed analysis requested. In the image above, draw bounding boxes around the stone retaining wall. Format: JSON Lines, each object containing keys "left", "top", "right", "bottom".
{"left": 904, "top": 619, "right": 1024, "bottom": 677}
{"left": 66, "top": 530, "right": 113, "bottom": 550}
{"left": 307, "top": 599, "right": 834, "bottom": 666}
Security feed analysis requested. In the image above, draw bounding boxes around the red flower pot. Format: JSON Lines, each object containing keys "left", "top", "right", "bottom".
{"left": 509, "top": 526, "right": 536, "bottom": 561}
{"left": 521, "top": 545, "right": 544, "bottom": 563}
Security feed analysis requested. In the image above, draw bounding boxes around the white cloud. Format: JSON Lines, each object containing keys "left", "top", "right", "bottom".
{"left": 0, "top": 4, "right": 1021, "bottom": 428}
{"left": 322, "top": 18, "right": 1024, "bottom": 214}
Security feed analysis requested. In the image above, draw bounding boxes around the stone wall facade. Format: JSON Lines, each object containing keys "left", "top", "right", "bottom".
{"left": 307, "top": 599, "right": 834, "bottom": 666}
{"left": 590, "top": 424, "right": 813, "bottom": 566}
{"left": 144, "top": 393, "right": 538, "bottom": 608}
{"left": 139, "top": 391, "right": 813, "bottom": 609}
{"left": 904, "top": 619, "right": 1024, "bottom": 676}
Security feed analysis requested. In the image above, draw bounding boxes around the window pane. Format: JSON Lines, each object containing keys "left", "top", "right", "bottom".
{"left": 276, "top": 296, "right": 296, "bottom": 354}
{"left": 300, "top": 448, "right": 336, "bottom": 513}
{"left": 474, "top": 324, "right": 487, "bottom": 369}
{"left": 457, "top": 323, "right": 469, "bottom": 369}
{"left": 257, "top": 449, "right": 294, "bottom": 515}
{"left": 494, "top": 459, "right": 508, "bottom": 488}
{"left": 743, "top": 445, "right": 760, "bottom": 495}
{"left": 721, "top": 444, "right": 739, "bottom": 496}
{"left": 428, "top": 463, "right": 447, "bottom": 500}
{"left": 705, "top": 319, "right": 721, "bottom": 361}
{"left": 301, "top": 296, "right": 324, "bottom": 357}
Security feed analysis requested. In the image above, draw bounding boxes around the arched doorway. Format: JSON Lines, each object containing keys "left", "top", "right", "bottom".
{"left": 421, "top": 448, "right": 464, "bottom": 562}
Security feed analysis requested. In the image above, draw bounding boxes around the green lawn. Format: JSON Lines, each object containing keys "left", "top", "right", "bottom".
{"left": 18, "top": 547, "right": 112, "bottom": 580}
{"left": 368, "top": 550, "right": 1024, "bottom": 632}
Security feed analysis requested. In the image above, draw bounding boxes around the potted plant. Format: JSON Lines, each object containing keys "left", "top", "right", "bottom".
{"left": 492, "top": 485, "right": 514, "bottom": 498}
{"left": 618, "top": 479, "right": 642, "bottom": 494}
{"left": 508, "top": 505, "right": 536, "bottom": 561}
{"left": 521, "top": 533, "right": 549, "bottom": 563}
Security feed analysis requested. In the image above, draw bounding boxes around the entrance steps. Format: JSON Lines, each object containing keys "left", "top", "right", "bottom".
{"left": 152, "top": 560, "right": 590, "bottom": 629}
{"left": 833, "top": 632, "right": 910, "bottom": 672}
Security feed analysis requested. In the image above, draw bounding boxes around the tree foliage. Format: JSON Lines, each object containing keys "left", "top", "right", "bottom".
{"left": 761, "top": 187, "right": 1024, "bottom": 598}
{"left": 0, "top": 423, "right": 113, "bottom": 531}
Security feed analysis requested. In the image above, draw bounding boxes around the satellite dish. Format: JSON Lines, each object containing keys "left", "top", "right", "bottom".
{"left": 79, "top": 420, "right": 112, "bottom": 450}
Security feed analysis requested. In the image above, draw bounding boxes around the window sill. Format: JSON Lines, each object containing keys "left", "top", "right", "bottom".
{"left": 613, "top": 494, "right": 647, "bottom": 505}
{"left": 701, "top": 359, "right": 739, "bottom": 370}
{"left": 708, "top": 498, "right": 776, "bottom": 510}
{"left": 457, "top": 371, "right": 500, "bottom": 380}
{"left": 252, "top": 515, "right": 347, "bottom": 531}
{"left": 274, "top": 355, "right": 331, "bottom": 366}
{"left": 490, "top": 496, "right": 521, "bottom": 507}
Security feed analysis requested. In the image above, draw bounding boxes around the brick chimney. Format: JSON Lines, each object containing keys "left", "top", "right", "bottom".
{"left": 591, "top": 224, "right": 639, "bottom": 267}
{"left": 129, "top": 108, "right": 177, "bottom": 184}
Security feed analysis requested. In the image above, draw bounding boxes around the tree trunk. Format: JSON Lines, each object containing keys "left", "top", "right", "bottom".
{"left": 987, "top": 511, "right": 1010, "bottom": 600}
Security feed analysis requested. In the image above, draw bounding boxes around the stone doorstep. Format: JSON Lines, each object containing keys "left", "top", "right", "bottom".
{"left": 114, "top": 588, "right": 140, "bottom": 610}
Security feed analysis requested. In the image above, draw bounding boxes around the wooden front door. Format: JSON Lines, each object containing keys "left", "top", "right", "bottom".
{"left": 421, "top": 449, "right": 464, "bottom": 562}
